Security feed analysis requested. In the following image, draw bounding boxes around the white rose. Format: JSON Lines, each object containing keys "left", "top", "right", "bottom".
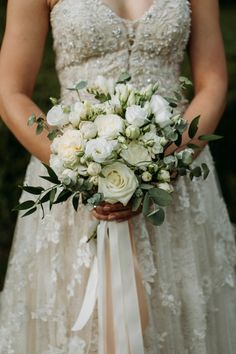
{"left": 157, "top": 170, "right": 170, "bottom": 182}
{"left": 85, "top": 137, "right": 117, "bottom": 163}
{"left": 95, "top": 75, "right": 115, "bottom": 96}
{"left": 142, "top": 171, "right": 152, "bottom": 182}
{"left": 95, "top": 114, "right": 124, "bottom": 139}
{"left": 79, "top": 121, "right": 97, "bottom": 139}
{"left": 120, "top": 141, "right": 151, "bottom": 166}
{"left": 98, "top": 162, "right": 138, "bottom": 205}
{"left": 49, "top": 154, "right": 64, "bottom": 175}
{"left": 157, "top": 182, "right": 174, "bottom": 193}
{"left": 59, "top": 169, "right": 78, "bottom": 185}
{"left": 125, "top": 125, "right": 140, "bottom": 139}
{"left": 125, "top": 105, "right": 148, "bottom": 127}
{"left": 150, "top": 95, "right": 172, "bottom": 126}
{"left": 46, "top": 105, "right": 69, "bottom": 126}
{"left": 57, "top": 130, "right": 85, "bottom": 167}
{"left": 87, "top": 162, "right": 102, "bottom": 176}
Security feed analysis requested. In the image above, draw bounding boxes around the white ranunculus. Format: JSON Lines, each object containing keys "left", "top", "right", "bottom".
{"left": 50, "top": 154, "right": 64, "bottom": 175}
{"left": 60, "top": 168, "right": 78, "bottom": 185}
{"left": 95, "top": 114, "right": 124, "bottom": 139}
{"left": 125, "top": 105, "right": 148, "bottom": 127}
{"left": 95, "top": 75, "right": 115, "bottom": 96}
{"left": 157, "top": 182, "right": 174, "bottom": 193}
{"left": 150, "top": 94, "right": 172, "bottom": 126}
{"left": 98, "top": 162, "right": 138, "bottom": 205}
{"left": 85, "top": 137, "right": 117, "bottom": 163}
{"left": 46, "top": 105, "right": 69, "bottom": 126}
{"left": 120, "top": 141, "right": 151, "bottom": 166}
{"left": 57, "top": 130, "right": 85, "bottom": 168}
{"left": 68, "top": 101, "right": 87, "bottom": 127}
{"left": 157, "top": 169, "right": 171, "bottom": 182}
{"left": 79, "top": 121, "right": 97, "bottom": 139}
{"left": 87, "top": 162, "right": 102, "bottom": 176}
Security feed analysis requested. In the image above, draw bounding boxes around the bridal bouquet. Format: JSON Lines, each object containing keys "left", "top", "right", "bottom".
{"left": 15, "top": 73, "right": 221, "bottom": 225}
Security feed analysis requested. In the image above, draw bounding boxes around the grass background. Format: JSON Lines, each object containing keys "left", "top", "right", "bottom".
{"left": 0, "top": 0, "right": 236, "bottom": 289}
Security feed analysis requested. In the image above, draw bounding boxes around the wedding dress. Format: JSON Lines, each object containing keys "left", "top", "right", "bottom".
{"left": 1, "top": 0, "right": 236, "bottom": 353}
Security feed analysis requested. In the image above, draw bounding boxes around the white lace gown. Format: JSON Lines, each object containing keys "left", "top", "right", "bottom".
{"left": 1, "top": 0, "right": 236, "bottom": 353}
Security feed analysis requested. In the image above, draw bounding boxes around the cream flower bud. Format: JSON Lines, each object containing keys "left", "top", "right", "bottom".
{"left": 87, "top": 162, "right": 102, "bottom": 176}
{"left": 157, "top": 169, "right": 171, "bottom": 182}
{"left": 142, "top": 171, "right": 152, "bottom": 182}
{"left": 125, "top": 125, "right": 140, "bottom": 139}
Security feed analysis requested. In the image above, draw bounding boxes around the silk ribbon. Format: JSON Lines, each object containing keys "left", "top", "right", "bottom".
{"left": 72, "top": 220, "right": 148, "bottom": 354}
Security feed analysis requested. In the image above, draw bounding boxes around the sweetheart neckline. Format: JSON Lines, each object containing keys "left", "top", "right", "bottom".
{"left": 93, "top": 0, "right": 157, "bottom": 24}
{"left": 51, "top": 0, "right": 159, "bottom": 25}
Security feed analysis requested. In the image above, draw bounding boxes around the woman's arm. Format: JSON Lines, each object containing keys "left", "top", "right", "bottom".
{"left": 167, "top": 0, "right": 227, "bottom": 154}
{"left": 0, "top": 0, "right": 52, "bottom": 164}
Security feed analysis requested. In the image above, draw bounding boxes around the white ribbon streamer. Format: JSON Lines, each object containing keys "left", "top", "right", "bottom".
{"left": 72, "top": 220, "right": 146, "bottom": 354}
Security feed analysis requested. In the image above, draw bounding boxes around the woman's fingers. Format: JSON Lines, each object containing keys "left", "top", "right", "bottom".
{"left": 95, "top": 202, "right": 131, "bottom": 215}
{"left": 92, "top": 206, "right": 141, "bottom": 221}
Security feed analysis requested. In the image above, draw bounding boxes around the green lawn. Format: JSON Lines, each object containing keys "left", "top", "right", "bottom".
{"left": 0, "top": 2, "right": 236, "bottom": 289}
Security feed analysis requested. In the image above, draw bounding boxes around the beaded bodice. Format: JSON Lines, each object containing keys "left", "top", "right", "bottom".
{"left": 50, "top": 0, "right": 191, "bottom": 102}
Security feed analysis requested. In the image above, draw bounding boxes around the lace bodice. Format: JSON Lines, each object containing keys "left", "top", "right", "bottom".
{"left": 50, "top": 0, "right": 191, "bottom": 101}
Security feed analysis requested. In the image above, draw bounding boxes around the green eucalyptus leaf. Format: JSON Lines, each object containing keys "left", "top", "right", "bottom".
{"left": 175, "top": 133, "right": 182, "bottom": 147}
{"left": 142, "top": 192, "right": 151, "bottom": 216}
{"left": 198, "top": 134, "right": 223, "bottom": 142}
{"left": 132, "top": 196, "right": 142, "bottom": 212}
{"left": 149, "top": 187, "right": 172, "bottom": 206}
{"left": 147, "top": 208, "right": 165, "bottom": 226}
{"left": 42, "top": 164, "right": 60, "bottom": 184}
{"left": 40, "top": 190, "right": 52, "bottom": 203}
{"left": 21, "top": 186, "right": 44, "bottom": 195}
{"left": 188, "top": 115, "right": 200, "bottom": 139}
{"left": 14, "top": 200, "right": 35, "bottom": 211}
{"left": 47, "top": 130, "right": 58, "bottom": 141}
{"left": 27, "top": 114, "right": 36, "bottom": 127}
{"left": 72, "top": 194, "right": 80, "bottom": 211}
{"left": 191, "top": 166, "right": 202, "bottom": 178}
{"left": 49, "top": 188, "right": 57, "bottom": 208}
{"left": 36, "top": 123, "right": 44, "bottom": 135}
{"left": 54, "top": 190, "right": 73, "bottom": 204}
{"left": 140, "top": 183, "right": 154, "bottom": 190}
{"left": 117, "top": 72, "right": 131, "bottom": 83}
{"left": 201, "top": 163, "right": 210, "bottom": 179}
{"left": 76, "top": 81, "right": 87, "bottom": 90}
{"left": 21, "top": 207, "right": 37, "bottom": 217}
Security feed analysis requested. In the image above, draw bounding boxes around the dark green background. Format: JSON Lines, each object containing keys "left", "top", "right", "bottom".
{"left": 0, "top": 0, "right": 236, "bottom": 289}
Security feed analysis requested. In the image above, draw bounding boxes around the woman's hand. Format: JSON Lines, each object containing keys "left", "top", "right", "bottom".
{"left": 92, "top": 202, "right": 141, "bottom": 222}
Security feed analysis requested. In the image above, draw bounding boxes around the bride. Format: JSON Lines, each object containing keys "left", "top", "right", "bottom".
{"left": 0, "top": 0, "right": 236, "bottom": 353}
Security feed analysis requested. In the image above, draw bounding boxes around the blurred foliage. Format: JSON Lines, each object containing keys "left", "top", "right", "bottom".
{"left": 0, "top": 1, "right": 236, "bottom": 289}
